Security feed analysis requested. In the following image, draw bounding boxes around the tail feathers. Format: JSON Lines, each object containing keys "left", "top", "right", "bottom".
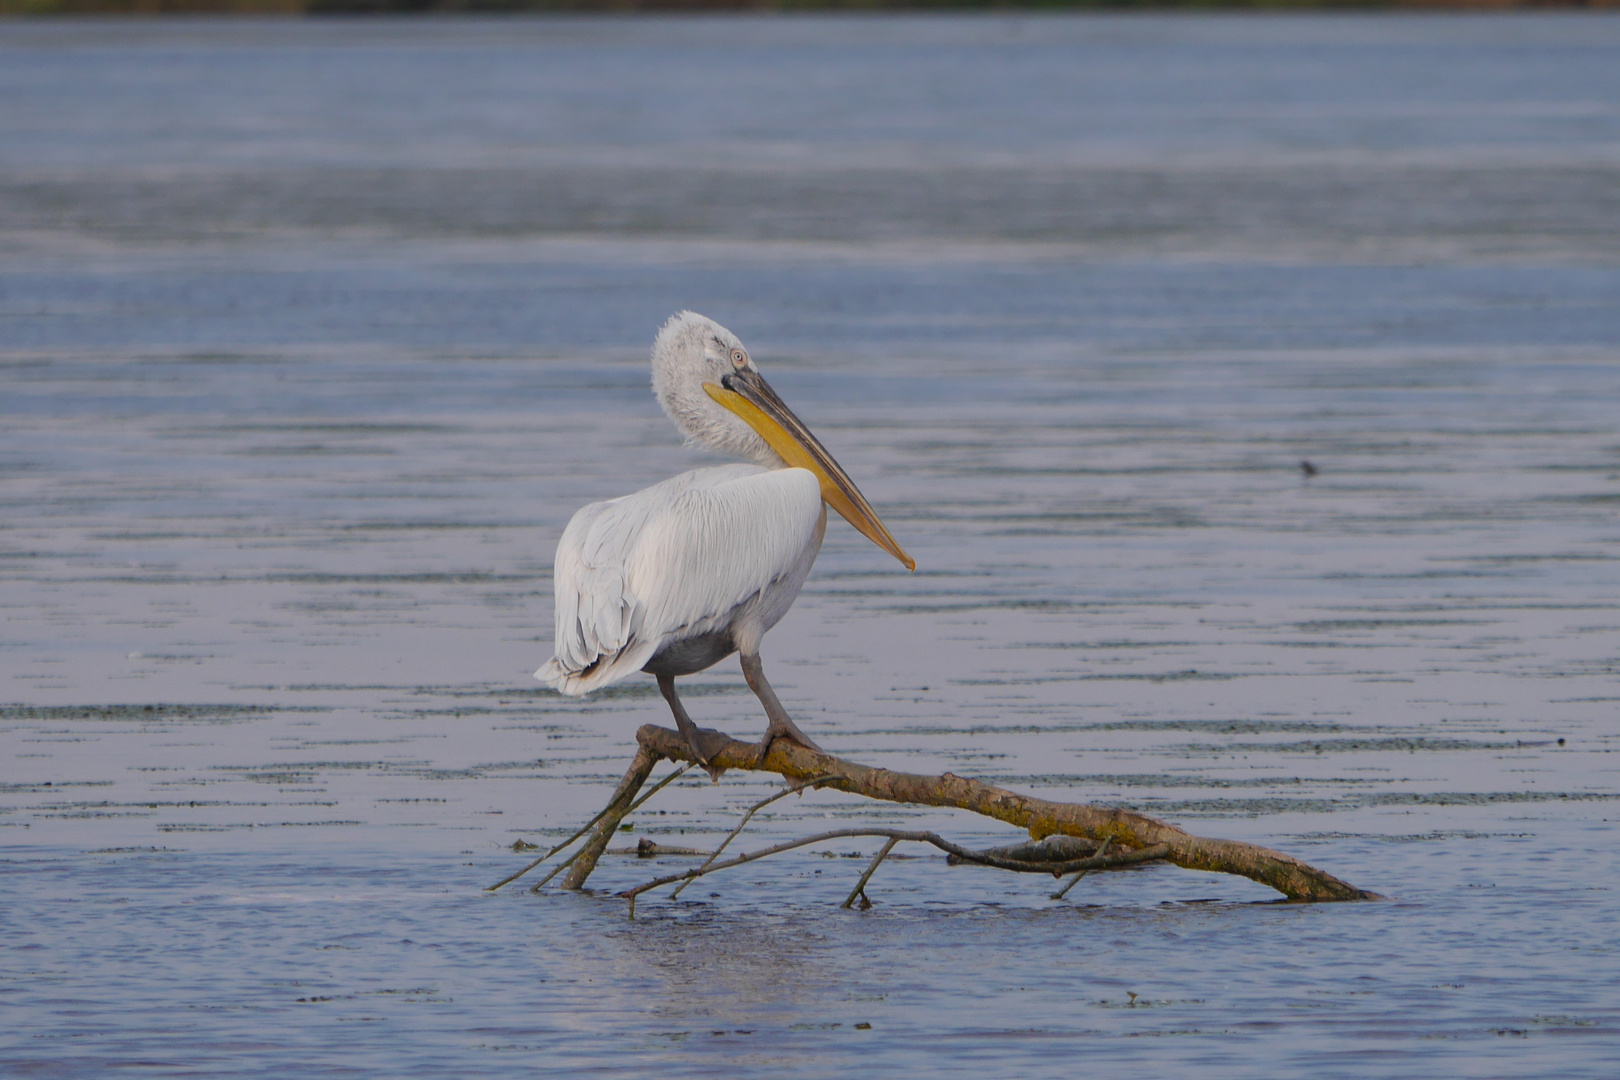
{"left": 535, "top": 640, "right": 659, "bottom": 698}
{"left": 534, "top": 657, "right": 584, "bottom": 697}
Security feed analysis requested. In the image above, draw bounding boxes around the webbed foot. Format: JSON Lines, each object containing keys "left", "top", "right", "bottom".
{"left": 754, "top": 717, "right": 825, "bottom": 767}
{"left": 684, "top": 726, "right": 735, "bottom": 783}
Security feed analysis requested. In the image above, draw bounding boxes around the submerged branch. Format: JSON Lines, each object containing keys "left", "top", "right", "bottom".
{"left": 946, "top": 835, "right": 1103, "bottom": 866}
{"left": 618, "top": 826, "right": 1172, "bottom": 916}
{"left": 485, "top": 752, "right": 690, "bottom": 893}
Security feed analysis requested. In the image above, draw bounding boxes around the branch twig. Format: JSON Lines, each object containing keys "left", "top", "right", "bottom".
{"left": 842, "top": 836, "right": 899, "bottom": 910}
{"left": 1052, "top": 837, "right": 1112, "bottom": 900}
{"left": 670, "top": 773, "right": 834, "bottom": 899}
{"left": 618, "top": 827, "right": 1172, "bottom": 917}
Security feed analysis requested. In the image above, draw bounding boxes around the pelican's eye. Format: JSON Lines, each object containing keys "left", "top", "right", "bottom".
{"left": 729, "top": 347, "right": 748, "bottom": 369}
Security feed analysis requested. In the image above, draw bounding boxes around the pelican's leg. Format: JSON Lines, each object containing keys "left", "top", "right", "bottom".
{"left": 739, "top": 653, "right": 825, "bottom": 764}
{"left": 657, "top": 674, "right": 731, "bottom": 782}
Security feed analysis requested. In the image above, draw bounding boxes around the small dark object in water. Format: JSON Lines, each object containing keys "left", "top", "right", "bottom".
{"left": 1300, "top": 460, "right": 1318, "bottom": 478}
{"left": 628, "top": 837, "right": 712, "bottom": 858}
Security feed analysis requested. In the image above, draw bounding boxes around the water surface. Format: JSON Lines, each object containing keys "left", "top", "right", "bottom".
{"left": 2, "top": 14, "right": 1619, "bottom": 1078}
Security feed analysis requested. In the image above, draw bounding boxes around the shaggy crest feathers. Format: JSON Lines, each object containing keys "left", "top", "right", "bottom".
{"left": 651, "top": 311, "right": 783, "bottom": 468}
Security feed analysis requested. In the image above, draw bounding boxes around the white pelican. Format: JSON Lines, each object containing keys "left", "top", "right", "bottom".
{"left": 537, "top": 312, "right": 913, "bottom": 777}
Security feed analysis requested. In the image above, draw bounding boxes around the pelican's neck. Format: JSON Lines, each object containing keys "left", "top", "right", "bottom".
{"left": 660, "top": 382, "right": 785, "bottom": 468}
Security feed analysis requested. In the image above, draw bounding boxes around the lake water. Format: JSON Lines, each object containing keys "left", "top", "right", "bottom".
{"left": 2, "top": 13, "right": 1619, "bottom": 1077}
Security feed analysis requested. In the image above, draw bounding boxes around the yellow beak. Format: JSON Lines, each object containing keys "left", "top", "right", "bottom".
{"left": 704, "top": 373, "right": 914, "bottom": 572}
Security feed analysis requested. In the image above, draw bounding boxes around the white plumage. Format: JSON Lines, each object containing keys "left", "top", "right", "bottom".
{"left": 539, "top": 463, "right": 824, "bottom": 696}
{"left": 535, "top": 311, "right": 910, "bottom": 774}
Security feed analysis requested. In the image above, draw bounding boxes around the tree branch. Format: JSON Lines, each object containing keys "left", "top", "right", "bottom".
{"left": 557, "top": 743, "right": 662, "bottom": 890}
{"left": 627, "top": 723, "right": 1379, "bottom": 902}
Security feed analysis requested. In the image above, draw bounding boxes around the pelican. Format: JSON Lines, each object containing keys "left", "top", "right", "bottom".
{"left": 537, "top": 312, "right": 913, "bottom": 778}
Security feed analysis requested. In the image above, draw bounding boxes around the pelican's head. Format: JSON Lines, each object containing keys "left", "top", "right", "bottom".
{"left": 651, "top": 311, "right": 914, "bottom": 571}
{"left": 652, "top": 311, "right": 776, "bottom": 466}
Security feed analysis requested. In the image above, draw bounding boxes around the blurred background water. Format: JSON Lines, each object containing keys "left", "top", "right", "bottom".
{"left": 2, "top": 13, "right": 1618, "bottom": 1077}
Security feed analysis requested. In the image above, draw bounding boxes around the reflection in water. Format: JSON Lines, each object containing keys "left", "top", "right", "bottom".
{"left": 605, "top": 912, "right": 828, "bottom": 1023}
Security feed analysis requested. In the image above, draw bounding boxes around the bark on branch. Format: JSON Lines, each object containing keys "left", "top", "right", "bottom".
{"left": 579, "top": 723, "right": 1377, "bottom": 903}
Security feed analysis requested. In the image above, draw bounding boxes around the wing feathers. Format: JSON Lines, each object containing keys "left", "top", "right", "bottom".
{"left": 538, "top": 465, "right": 822, "bottom": 696}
